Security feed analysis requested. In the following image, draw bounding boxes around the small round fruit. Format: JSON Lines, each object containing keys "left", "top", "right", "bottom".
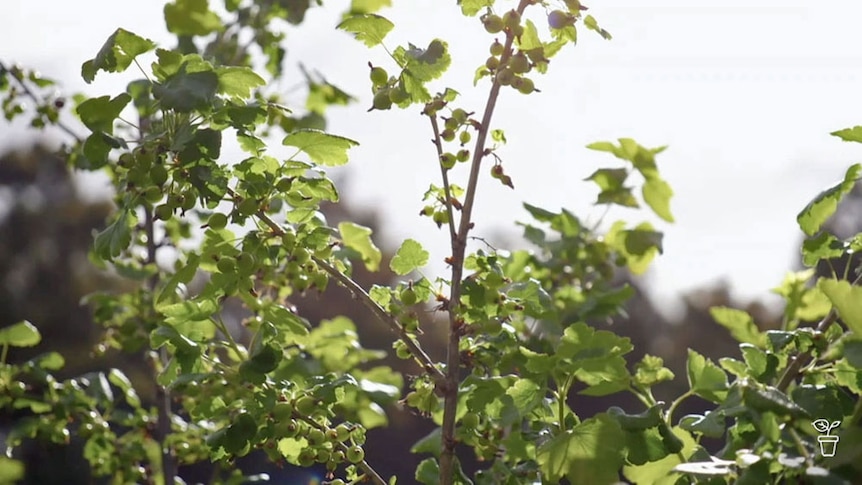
{"left": 548, "top": 10, "right": 573, "bottom": 29}
{"left": 298, "top": 448, "right": 316, "bottom": 467}
{"left": 180, "top": 194, "right": 195, "bottom": 211}
{"left": 236, "top": 253, "right": 255, "bottom": 273}
{"left": 217, "top": 257, "right": 236, "bottom": 273}
{"left": 509, "top": 52, "right": 530, "bottom": 74}
{"left": 502, "top": 10, "right": 521, "bottom": 31}
{"left": 144, "top": 186, "right": 163, "bottom": 204}
{"left": 238, "top": 198, "right": 258, "bottom": 216}
{"left": 451, "top": 108, "right": 468, "bottom": 123}
{"left": 276, "top": 177, "right": 293, "bottom": 192}
{"left": 461, "top": 412, "right": 480, "bottom": 429}
{"left": 441, "top": 129, "right": 456, "bottom": 142}
{"left": 489, "top": 40, "right": 504, "bottom": 57}
{"left": 459, "top": 130, "right": 471, "bottom": 145}
{"left": 154, "top": 204, "right": 173, "bottom": 221}
{"left": 457, "top": 149, "right": 470, "bottom": 162}
{"left": 515, "top": 77, "right": 535, "bottom": 94}
{"left": 294, "top": 395, "right": 317, "bottom": 415}
{"left": 208, "top": 212, "right": 228, "bottom": 230}
{"left": 485, "top": 56, "right": 500, "bottom": 71}
{"left": 371, "top": 88, "right": 393, "bottom": 111}
{"left": 346, "top": 446, "right": 365, "bottom": 464}
{"left": 307, "top": 428, "right": 325, "bottom": 445}
{"left": 369, "top": 66, "right": 388, "bottom": 85}
{"left": 400, "top": 287, "right": 418, "bottom": 306}
{"left": 150, "top": 164, "right": 168, "bottom": 186}
{"left": 334, "top": 424, "right": 350, "bottom": 442}
{"left": 495, "top": 68, "right": 515, "bottom": 86}
{"left": 440, "top": 153, "right": 456, "bottom": 169}
{"left": 272, "top": 402, "right": 293, "bottom": 421}
{"left": 482, "top": 14, "right": 504, "bottom": 34}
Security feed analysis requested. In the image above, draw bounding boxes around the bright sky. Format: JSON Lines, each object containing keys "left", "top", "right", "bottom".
{"left": 3, "top": 1, "right": 862, "bottom": 318}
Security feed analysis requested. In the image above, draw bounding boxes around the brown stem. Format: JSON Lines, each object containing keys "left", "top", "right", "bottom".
{"left": 144, "top": 207, "right": 177, "bottom": 484}
{"left": 439, "top": 2, "right": 531, "bottom": 482}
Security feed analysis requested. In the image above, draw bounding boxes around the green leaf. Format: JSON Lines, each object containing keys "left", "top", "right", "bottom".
{"left": 94, "top": 208, "right": 136, "bottom": 261}
{"left": 81, "top": 28, "right": 156, "bottom": 83}
{"left": 215, "top": 66, "right": 265, "bottom": 98}
{"left": 537, "top": 414, "right": 625, "bottom": 484}
{"left": 459, "top": 0, "right": 493, "bottom": 16}
{"left": 741, "top": 381, "right": 809, "bottom": 418}
{"left": 410, "top": 428, "right": 442, "bottom": 457}
{"left": 108, "top": 369, "right": 142, "bottom": 408}
{"left": 395, "top": 39, "right": 450, "bottom": 82}
{"left": 686, "top": 349, "right": 728, "bottom": 403}
{"left": 152, "top": 65, "right": 219, "bottom": 113}
{"left": 337, "top": 14, "right": 394, "bottom": 47}
{"left": 623, "top": 427, "right": 696, "bottom": 484}
{"left": 710, "top": 306, "right": 764, "bottom": 347}
{"left": 0, "top": 457, "right": 24, "bottom": 483}
{"left": 164, "top": 0, "right": 222, "bottom": 36}
{"left": 585, "top": 168, "right": 628, "bottom": 192}
{"left": 797, "top": 163, "right": 861, "bottom": 236}
{"left": 801, "top": 232, "right": 846, "bottom": 267}
{"left": 642, "top": 177, "right": 674, "bottom": 222}
{"left": 0, "top": 321, "right": 41, "bottom": 347}
{"left": 76, "top": 94, "right": 131, "bottom": 133}
{"left": 283, "top": 129, "right": 358, "bottom": 167}
{"left": 634, "top": 354, "right": 675, "bottom": 388}
{"left": 390, "top": 239, "right": 429, "bottom": 275}
{"left": 348, "top": 0, "right": 392, "bottom": 14}
{"left": 819, "top": 278, "right": 862, "bottom": 335}
{"left": 415, "top": 458, "right": 440, "bottom": 485}
{"left": 831, "top": 126, "right": 862, "bottom": 143}
{"left": 339, "top": 222, "right": 382, "bottom": 271}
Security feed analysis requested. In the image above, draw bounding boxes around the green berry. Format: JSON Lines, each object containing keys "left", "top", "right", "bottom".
{"left": 548, "top": 10, "right": 574, "bottom": 29}
{"left": 459, "top": 130, "right": 471, "bottom": 145}
{"left": 276, "top": 177, "right": 293, "bottom": 192}
{"left": 272, "top": 402, "right": 294, "bottom": 421}
{"left": 509, "top": 52, "right": 530, "bottom": 74}
{"left": 371, "top": 88, "right": 393, "bottom": 111}
{"left": 154, "top": 204, "right": 172, "bottom": 221}
{"left": 208, "top": 212, "right": 228, "bottom": 229}
{"left": 451, "top": 108, "right": 468, "bottom": 123}
{"left": 294, "top": 395, "right": 316, "bottom": 415}
{"left": 370, "top": 66, "right": 388, "bottom": 85}
{"left": 144, "top": 186, "right": 163, "bottom": 204}
{"left": 441, "top": 129, "right": 456, "bottom": 142}
{"left": 150, "top": 164, "right": 168, "bottom": 186}
{"left": 346, "top": 446, "right": 365, "bottom": 464}
{"left": 515, "top": 77, "right": 535, "bottom": 94}
{"left": 238, "top": 198, "right": 258, "bottom": 216}
{"left": 457, "top": 149, "right": 470, "bottom": 162}
{"left": 485, "top": 56, "right": 500, "bottom": 71}
{"left": 502, "top": 10, "right": 521, "bottom": 31}
{"left": 482, "top": 14, "right": 504, "bottom": 34}
{"left": 440, "top": 153, "right": 456, "bottom": 169}
{"left": 489, "top": 41, "right": 504, "bottom": 57}
{"left": 495, "top": 68, "right": 515, "bottom": 86}
{"left": 400, "top": 287, "right": 418, "bottom": 306}
{"left": 217, "top": 257, "right": 236, "bottom": 273}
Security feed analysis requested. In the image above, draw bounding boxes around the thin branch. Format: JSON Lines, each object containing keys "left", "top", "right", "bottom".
{"left": 428, "top": 115, "right": 458, "bottom": 245}
{"left": 776, "top": 272, "right": 862, "bottom": 391}
{"left": 439, "top": 2, "right": 531, "bottom": 482}
{"left": 0, "top": 60, "right": 84, "bottom": 143}
{"left": 240, "top": 188, "right": 445, "bottom": 382}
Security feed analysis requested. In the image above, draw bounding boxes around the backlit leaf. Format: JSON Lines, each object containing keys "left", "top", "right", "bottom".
{"left": 0, "top": 321, "right": 41, "bottom": 347}
{"left": 339, "top": 222, "right": 382, "bottom": 271}
{"left": 797, "top": 163, "right": 861, "bottom": 236}
{"left": 819, "top": 278, "right": 862, "bottom": 335}
{"left": 390, "top": 239, "right": 429, "bottom": 275}
{"left": 283, "top": 129, "right": 358, "bottom": 167}
{"left": 337, "top": 14, "right": 394, "bottom": 47}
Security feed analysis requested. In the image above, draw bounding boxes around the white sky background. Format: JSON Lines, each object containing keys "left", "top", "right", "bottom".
{"left": 3, "top": 0, "right": 862, "bottom": 319}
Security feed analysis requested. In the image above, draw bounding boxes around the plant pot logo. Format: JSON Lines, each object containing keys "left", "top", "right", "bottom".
{"left": 812, "top": 419, "right": 841, "bottom": 457}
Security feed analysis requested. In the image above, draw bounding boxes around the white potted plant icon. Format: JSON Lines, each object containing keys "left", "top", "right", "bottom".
{"left": 812, "top": 419, "right": 841, "bottom": 457}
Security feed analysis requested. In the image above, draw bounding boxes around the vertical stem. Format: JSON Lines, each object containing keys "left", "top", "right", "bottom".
{"left": 145, "top": 206, "right": 176, "bottom": 484}
{"left": 438, "top": 2, "right": 530, "bottom": 483}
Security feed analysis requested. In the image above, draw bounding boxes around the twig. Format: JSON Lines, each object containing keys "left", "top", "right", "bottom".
{"left": 439, "top": 2, "right": 532, "bottom": 482}
{"left": 240, "top": 188, "right": 445, "bottom": 382}
{"left": 0, "top": 60, "right": 84, "bottom": 143}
